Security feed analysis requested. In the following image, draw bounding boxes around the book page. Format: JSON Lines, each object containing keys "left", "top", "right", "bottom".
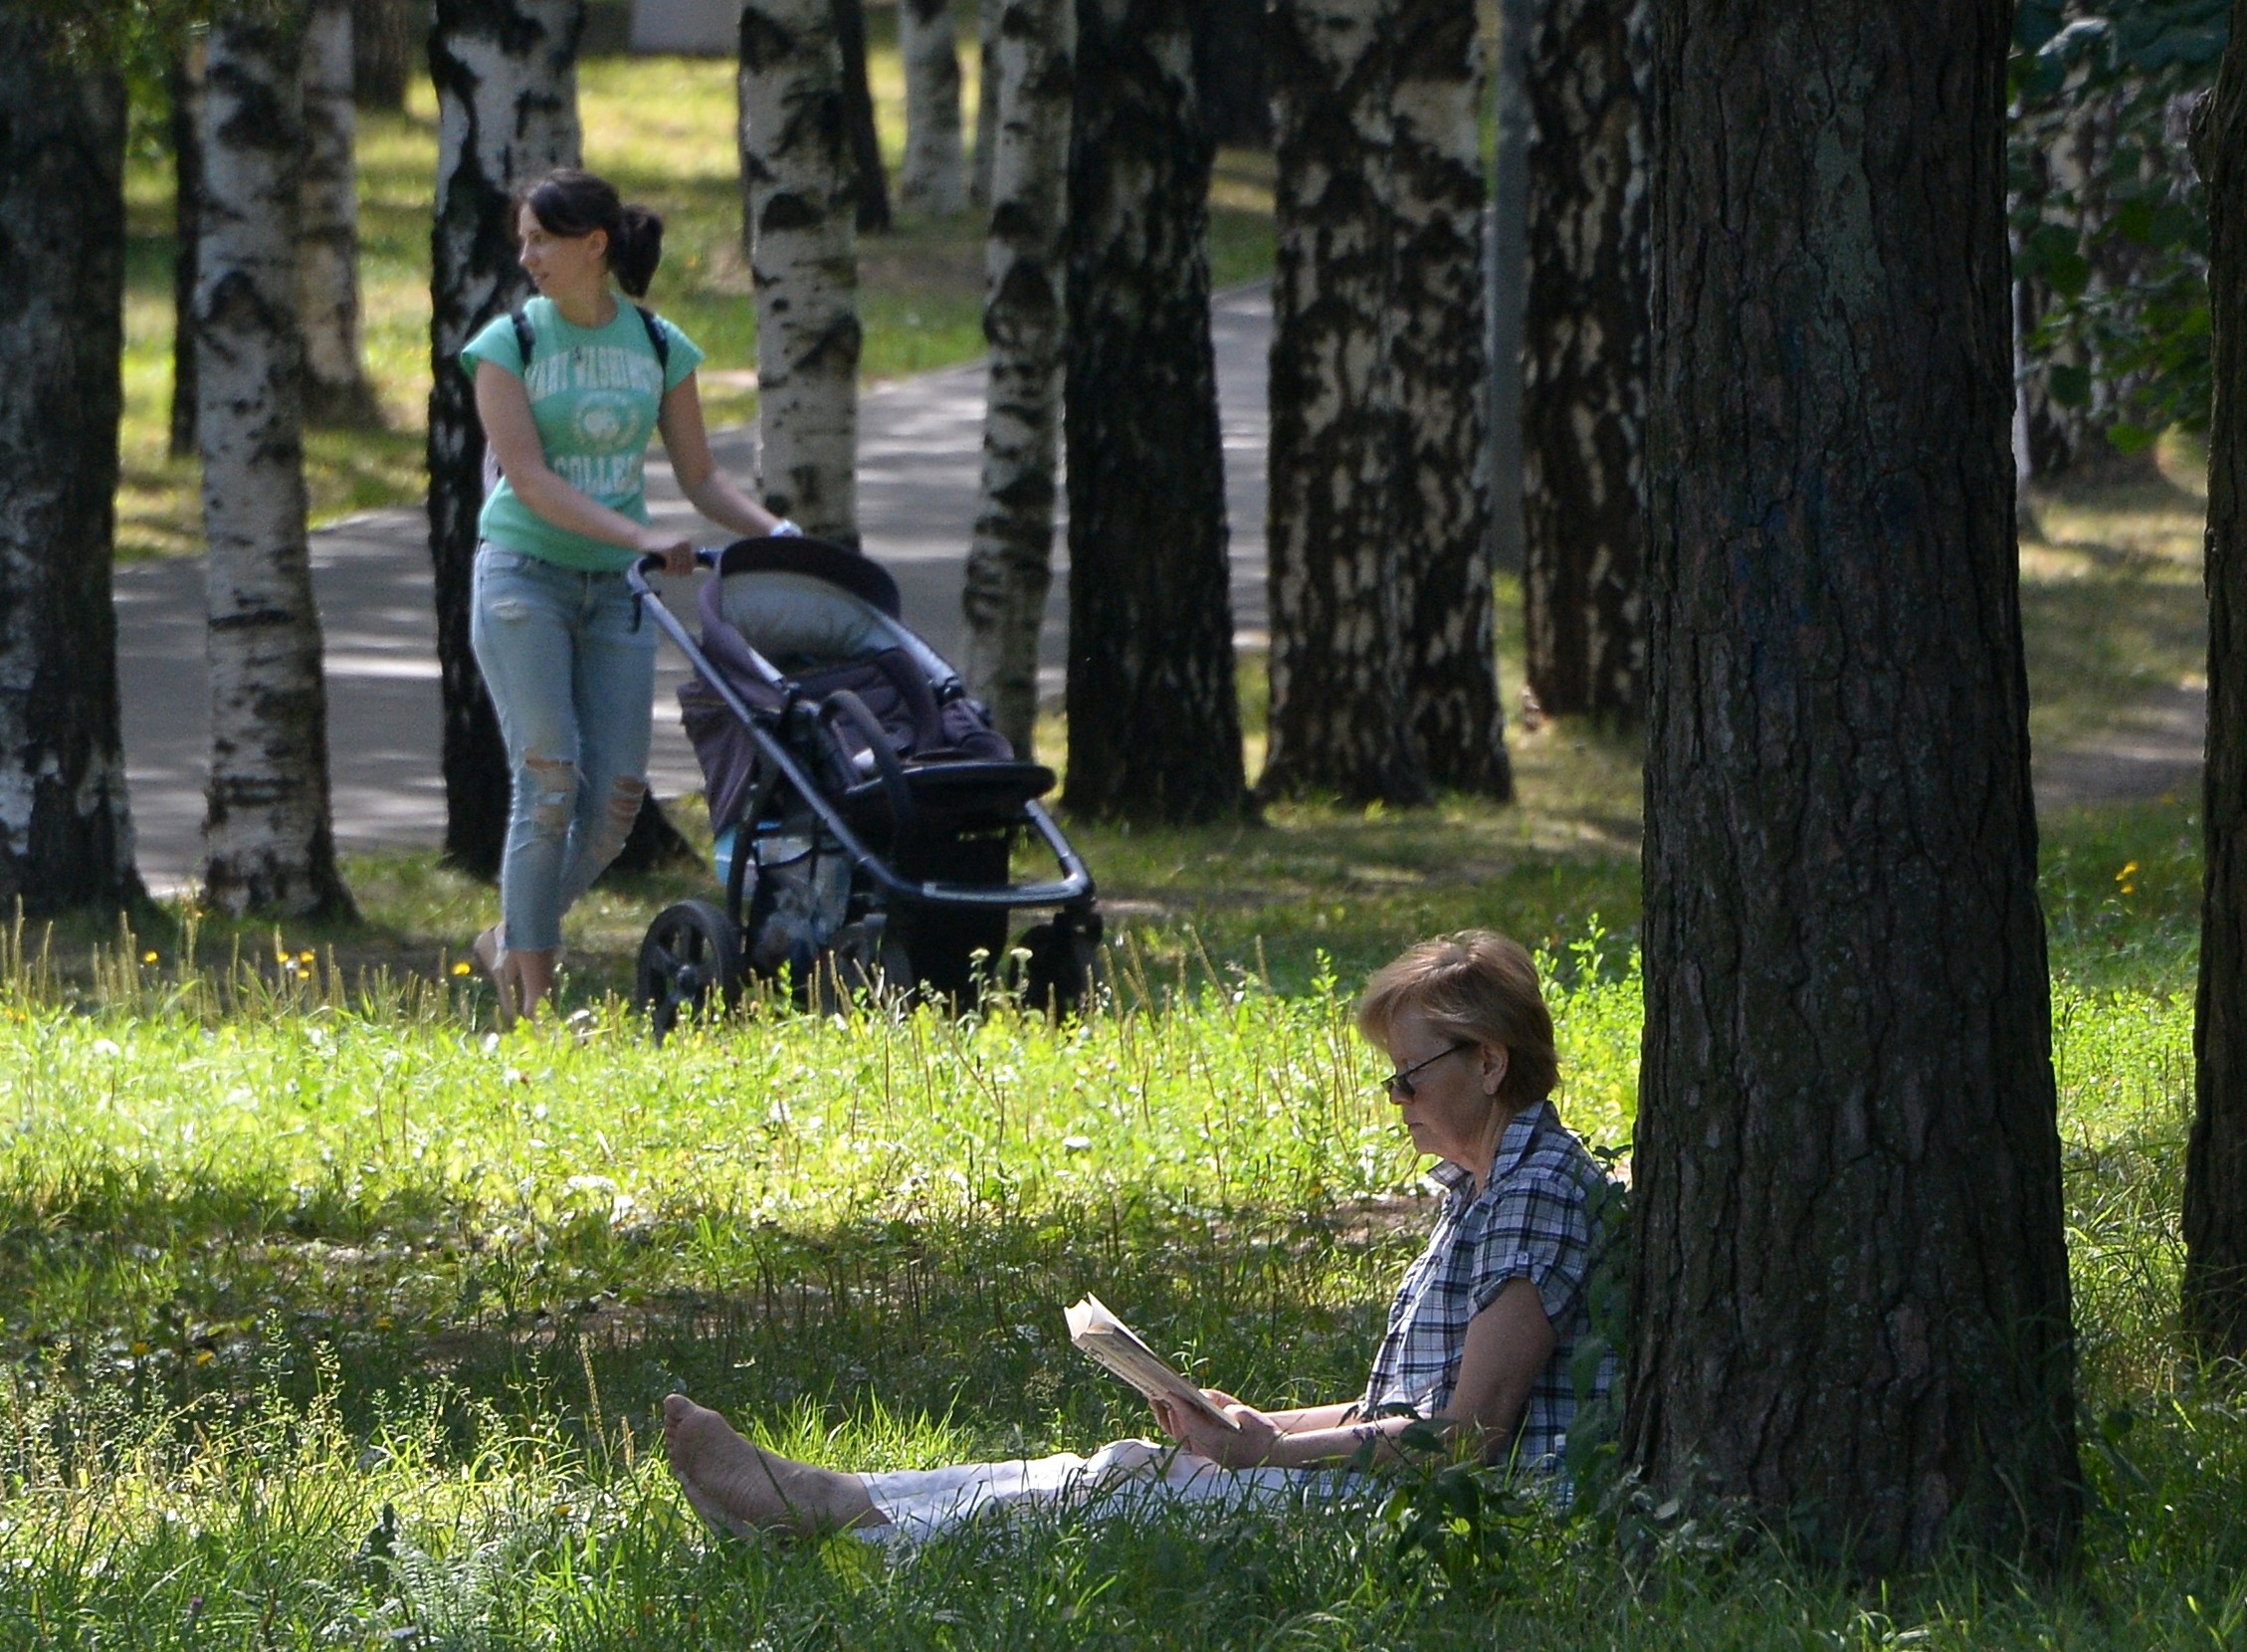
{"left": 1065, "top": 1293, "right": 1242, "bottom": 1432}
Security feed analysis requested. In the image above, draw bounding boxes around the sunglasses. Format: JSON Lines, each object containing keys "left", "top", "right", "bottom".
{"left": 1378, "top": 1041, "right": 1473, "bottom": 1101}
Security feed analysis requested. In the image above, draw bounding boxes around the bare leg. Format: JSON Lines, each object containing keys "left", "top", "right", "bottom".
{"left": 511, "top": 948, "right": 558, "bottom": 1019}
{"left": 662, "top": 1394, "right": 886, "bottom": 1537}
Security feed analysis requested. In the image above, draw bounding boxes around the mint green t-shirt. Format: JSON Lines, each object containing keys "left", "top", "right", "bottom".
{"left": 460, "top": 296, "right": 706, "bottom": 572}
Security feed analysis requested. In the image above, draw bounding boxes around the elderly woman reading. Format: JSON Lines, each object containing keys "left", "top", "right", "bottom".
{"left": 663, "top": 930, "right": 1614, "bottom": 1541}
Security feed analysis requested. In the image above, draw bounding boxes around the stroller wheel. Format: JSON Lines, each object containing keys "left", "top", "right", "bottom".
{"left": 809, "top": 917, "right": 914, "bottom": 1013}
{"left": 1017, "top": 911, "right": 1106, "bottom": 1017}
{"left": 635, "top": 900, "right": 743, "bottom": 1041}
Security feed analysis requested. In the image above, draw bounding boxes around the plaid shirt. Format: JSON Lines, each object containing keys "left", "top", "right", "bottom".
{"left": 1358, "top": 1100, "right": 1612, "bottom": 1476}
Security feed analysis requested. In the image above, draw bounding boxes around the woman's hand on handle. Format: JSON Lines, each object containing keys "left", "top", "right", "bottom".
{"left": 635, "top": 526, "right": 696, "bottom": 577}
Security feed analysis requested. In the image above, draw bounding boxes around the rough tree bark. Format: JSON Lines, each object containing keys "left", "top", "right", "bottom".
{"left": 198, "top": 5, "right": 355, "bottom": 918}
{"left": 1627, "top": 0, "right": 2079, "bottom": 1572}
{"left": 0, "top": 16, "right": 142, "bottom": 913}
{"left": 740, "top": 0, "right": 861, "bottom": 541}
{"left": 301, "top": 0, "right": 384, "bottom": 428}
{"left": 1521, "top": 0, "right": 1648, "bottom": 721}
{"left": 897, "top": 0, "right": 966, "bottom": 215}
{"left": 352, "top": 0, "right": 414, "bottom": 107}
{"left": 1062, "top": 0, "right": 1246, "bottom": 824}
{"left": 834, "top": 0, "right": 891, "bottom": 233}
{"left": 960, "top": 0, "right": 1073, "bottom": 758}
{"left": 971, "top": 0, "right": 999, "bottom": 207}
{"left": 1191, "top": 0, "right": 1270, "bottom": 148}
{"left": 168, "top": 39, "right": 206, "bottom": 462}
{"left": 1390, "top": 0, "right": 1510, "bottom": 796}
{"left": 1486, "top": 0, "right": 1531, "bottom": 575}
{"left": 428, "top": 0, "right": 581, "bottom": 877}
{"left": 1259, "top": 0, "right": 1426, "bottom": 805}
{"left": 2186, "top": 18, "right": 2247, "bottom": 1361}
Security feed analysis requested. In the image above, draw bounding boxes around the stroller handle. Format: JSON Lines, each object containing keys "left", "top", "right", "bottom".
{"left": 629, "top": 546, "right": 723, "bottom": 586}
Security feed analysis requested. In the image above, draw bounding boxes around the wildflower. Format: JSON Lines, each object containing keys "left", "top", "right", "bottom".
{"left": 452, "top": 960, "right": 473, "bottom": 977}
{"left": 141, "top": 950, "right": 158, "bottom": 965}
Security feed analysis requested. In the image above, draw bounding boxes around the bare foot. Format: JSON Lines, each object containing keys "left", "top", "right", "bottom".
{"left": 661, "top": 1394, "right": 882, "bottom": 1537}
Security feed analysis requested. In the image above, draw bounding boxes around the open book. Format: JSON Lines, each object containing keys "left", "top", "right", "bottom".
{"left": 1065, "top": 1294, "right": 1242, "bottom": 1433}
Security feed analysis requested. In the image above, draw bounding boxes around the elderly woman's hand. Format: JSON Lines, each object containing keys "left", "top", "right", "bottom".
{"left": 1150, "top": 1388, "right": 1286, "bottom": 1469}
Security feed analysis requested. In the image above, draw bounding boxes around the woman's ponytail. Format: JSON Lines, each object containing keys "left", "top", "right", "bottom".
{"left": 610, "top": 204, "right": 664, "bottom": 299}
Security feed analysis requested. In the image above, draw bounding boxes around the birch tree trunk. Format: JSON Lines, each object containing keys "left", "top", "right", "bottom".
{"left": 834, "top": 0, "right": 891, "bottom": 232}
{"left": 1063, "top": 0, "right": 1246, "bottom": 823}
{"left": 898, "top": 0, "right": 966, "bottom": 215}
{"left": 740, "top": 0, "right": 861, "bottom": 541}
{"left": 1390, "top": 0, "right": 1510, "bottom": 796}
{"left": 168, "top": 40, "right": 206, "bottom": 461}
{"left": 2187, "top": 21, "right": 2247, "bottom": 1361}
{"left": 352, "top": 0, "right": 413, "bottom": 107}
{"left": 428, "top": 0, "right": 582, "bottom": 876}
{"left": 960, "top": 0, "right": 1074, "bottom": 757}
{"left": 1486, "top": 0, "right": 1530, "bottom": 574}
{"left": 1259, "top": 0, "right": 1427, "bottom": 805}
{"left": 971, "top": 0, "right": 999, "bottom": 207}
{"left": 1191, "top": 0, "right": 1271, "bottom": 147}
{"left": 1627, "top": 0, "right": 2077, "bottom": 1570}
{"left": 0, "top": 16, "right": 142, "bottom": 913}
{"left": 301, "top": 0, "right": 383, "bottom": 428}
{"left": 198, "top": 6, "right": 355, "bottom": 919}
{"left": 1521, "top": 0, "right": 1649, "bottom": 721}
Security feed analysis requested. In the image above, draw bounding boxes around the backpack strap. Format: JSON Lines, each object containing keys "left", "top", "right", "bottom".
{"left": 634, "top": 305, "right": 671, "bottom": 378}
{"left": 509, "top": 303, "right": 671, "bottom": 379}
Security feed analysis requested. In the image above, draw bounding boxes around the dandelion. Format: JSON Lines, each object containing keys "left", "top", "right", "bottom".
{"left": 141, "top": 950, "right": 158, "bottom": 964}
{"left": 452, "top": 960, "right": 473, "bottom": 977}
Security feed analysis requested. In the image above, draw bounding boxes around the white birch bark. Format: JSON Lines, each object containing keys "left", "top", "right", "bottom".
{"left": 0, "top": 17, "right": 141, "bottom": 910}
{"left": 427, "top": 0, "right": 581, "bottom": 871}
{"left": 960, "top": 0, "right": 1074, "bottom": 756}
{"left": 898, "top": 0, "right": 967, "bottom": 215}
{"left": 300, "top": 0, "right": 382, "bottom": 427}
{"left": 198, "top": 6, "right": 354, "bottom": 917}
{"left": 740, "top": 0, "right": 861, "bottom": 541}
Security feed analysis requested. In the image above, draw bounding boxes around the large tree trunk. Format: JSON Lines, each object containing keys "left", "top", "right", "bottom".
{"left": 2186, "top": 23, "right": 2247, "bottom": 1362}
{"left": 1062, "top": 0, "right": 1246, "bottom": 824}
{"left": 834, "top": 0, "right": 891, "bottom": 233}
{"left": 971, "top": 0, "right": 999, "bottom": 207}
{"left": 1259, "top": 0, "right": 1426, "bottom": 805}
{"left": 168, "top": 41, "right": 206, "bottom": 462}
{"left": 301, "top": 0, "right": 384, "bottom": 429}
{"left": 352, "top": 0, "right": 415, "bottom": 108}
{"left": 1390, "top": 0, "right": 1509, "bottom": 796}
{"left": 740, "top": 0, "right": 861, "bottom": 541}
{"left": 1627, "top": 0, "right": 2078, "bottom": 1572}
{"left": 1486, "top": 0, "right": 1531, "bottom": 576}
{"left": 198, "top": 6, "right": 355, "bottom": 919}
{"left": 1520, "top": 0, "right": 1648, "bottom": 721}
{"left": 897, "top": 0, "right": 966, "bottom": 215}
{"left": 0, "top": 17, "right": 142, "bottom": 914}
{"left": 1191, "top": 0, "right": 1270, "bottom": 149}
{"left": 960, "top": 0, "right": 1074, "bottom": 759}
{"left": 428, "top": 0, "right": 582, "bottom": 878}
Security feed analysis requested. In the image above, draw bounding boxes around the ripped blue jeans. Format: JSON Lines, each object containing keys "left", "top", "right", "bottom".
{"left": 470, "top": 545, "right": 657, "bottom": 952}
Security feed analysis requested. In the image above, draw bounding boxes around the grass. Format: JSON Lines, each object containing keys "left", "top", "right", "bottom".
{"left": 0, "top": 825, "right": 2234, "bottom": 1646}
{"left": 116, "top": 41, "right": 1277, "bottom": 561}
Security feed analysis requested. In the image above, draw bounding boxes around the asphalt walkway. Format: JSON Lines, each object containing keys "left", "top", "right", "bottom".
{"left": 114, "top": 277, "right": 2203, "bottom": 892}
{"left": 117, "top": 283, "right": 1274, "bottom": 891}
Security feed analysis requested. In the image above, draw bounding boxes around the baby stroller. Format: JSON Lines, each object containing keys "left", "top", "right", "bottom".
{"left": 627, "top": 536, "right": 1102, "bottom": 1035}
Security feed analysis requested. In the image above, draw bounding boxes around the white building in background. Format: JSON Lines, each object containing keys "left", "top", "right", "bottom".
{"left": 629, "top": 0, "right": 736, "bottom": 54}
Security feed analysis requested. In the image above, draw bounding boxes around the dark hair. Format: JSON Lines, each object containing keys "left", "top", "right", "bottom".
{"left": 514, "top": 167, "right": 664, "bottom": 298}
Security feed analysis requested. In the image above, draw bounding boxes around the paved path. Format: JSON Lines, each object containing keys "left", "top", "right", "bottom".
{"left": 117, "top": 284, "right": 1274, "bottom": 892}
{"left": 115, "top": 276, "right": 2205, "bottom": 891}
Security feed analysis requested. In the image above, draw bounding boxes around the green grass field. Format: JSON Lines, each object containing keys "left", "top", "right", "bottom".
{"left": 116, "top": 44, "right": 1277, "bottom": 560}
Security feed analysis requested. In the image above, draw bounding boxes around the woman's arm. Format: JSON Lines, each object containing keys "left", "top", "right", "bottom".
{"left": 476, "top": 362, "right": 693, "bottom": 570}
{"left": 658, "top": 373, "right": 786, "bottom": 539}
{"left": 1152, "top": 1279, "right": 1554, "bottom": 1471}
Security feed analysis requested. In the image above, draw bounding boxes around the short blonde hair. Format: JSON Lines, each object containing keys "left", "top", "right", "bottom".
{"left": 1355, "top": 930, "right": 1557, "bottom": 1112}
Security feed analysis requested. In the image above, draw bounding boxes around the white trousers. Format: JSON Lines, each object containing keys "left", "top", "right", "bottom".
{"left": 856, "top": 1437, "right": 1320, "bottom": 1543}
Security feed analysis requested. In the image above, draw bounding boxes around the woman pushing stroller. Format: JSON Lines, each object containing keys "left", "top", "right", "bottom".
{"left": 464, "top": 167, "right": 792, "bottom": 1023}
